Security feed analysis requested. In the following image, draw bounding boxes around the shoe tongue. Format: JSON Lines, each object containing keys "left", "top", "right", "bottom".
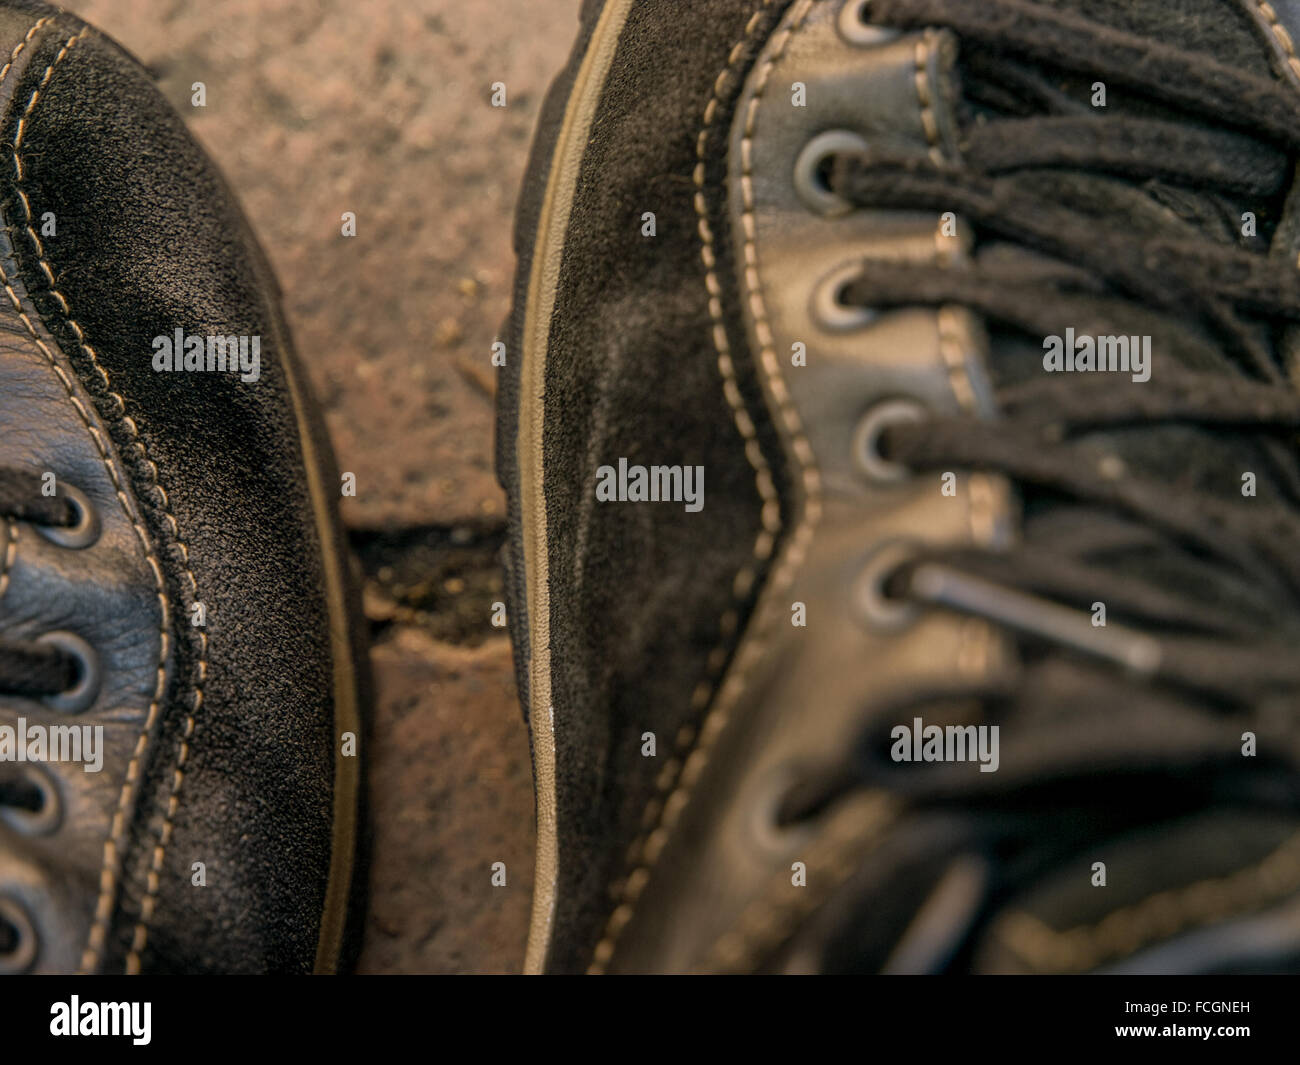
{"left": 1031, "top": 0, "right": 1277, "bottom": 78}
{"left": 962, "top": 0, "right": 1282, "bottom": 292}
{"left": 946, "top": 0, "right": 1299, "bottom": 625}
{"left": 960, "top": 0, "right": 1285, "bottom": 345}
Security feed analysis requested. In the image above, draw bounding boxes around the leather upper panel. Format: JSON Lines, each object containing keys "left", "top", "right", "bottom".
{"left": 607, "top": 0, "right": 1015, "bottom": 971}
{"left": 0, "top": 228, "right": 165, "bottom": 974}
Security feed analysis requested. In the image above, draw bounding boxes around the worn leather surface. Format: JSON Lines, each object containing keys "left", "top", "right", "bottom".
{"left": 0, "top": 224, "right": 167, "bottom": 975}
{"left": 0, "top": 1, "right": 359, "bottom": 973}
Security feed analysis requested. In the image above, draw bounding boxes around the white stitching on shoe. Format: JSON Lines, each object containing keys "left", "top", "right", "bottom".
{"left": 707, "top": 791, "right": 896, "bottom": 971}
{"left": 0, "top": 520, "right": 15, "bottom": 599}
{"left": 916, "top": 25, "right": 1007, "bottom": 643}
{"left": 587, "top": 0, "right": 820, "bottom": 974}
{"left": 0, "top": 16, "right": 50, "bottom": 84}
{"left": 6, "top": 25, "right": 208, "bottom": 974}
{"left": 912, "top": 29, "right": 946, "bottom": 166}
{"left": 995, "top": 829, "right": 1300, "bottom": 972}
{"left": 1255, "top": 1, "right": 1300, "bottom": 81}
{"left": 937, "top": 305, "right": 977, "bottom": 412}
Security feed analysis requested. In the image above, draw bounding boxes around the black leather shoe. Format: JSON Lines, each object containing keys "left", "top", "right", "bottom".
{"left": 500, "top": 0, "right": 1300, "bottom": 973}
{"left": 0, "top": 2, "right": 365, "bottom": 974}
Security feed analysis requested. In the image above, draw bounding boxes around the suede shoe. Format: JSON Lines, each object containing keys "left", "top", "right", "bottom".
{"left": 500, "top": 0, "right": 1300, "bottom": 973}
{"left": 0, "top": 1, "right": 366, "bottom": 974}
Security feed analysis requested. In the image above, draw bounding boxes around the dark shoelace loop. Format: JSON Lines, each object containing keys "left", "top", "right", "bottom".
{"left": 0, "top": 469, "right": 92, "bottom": 699}
{"left": 0, "top": 468, "right": 78, "bottom": 528}
{"left": 0, "top": 771, "right": 46, "bottom": 814}
{"left": 0, "top": 638, "right": 82, "bottom": 700}
{"left": 785, "top": 0, "right": 1300, "bottom": 842}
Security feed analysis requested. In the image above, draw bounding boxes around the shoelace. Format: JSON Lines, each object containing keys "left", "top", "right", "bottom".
{"left": 0, "top": 468, "right": 82, "bottom": 699}
{"left": 785, "top": 0, "right": 1300, "bottom": 827}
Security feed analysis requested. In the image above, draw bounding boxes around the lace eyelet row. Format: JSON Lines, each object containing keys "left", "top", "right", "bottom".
{"left": 1, "top": 480, "right": 105, "bottom": 974}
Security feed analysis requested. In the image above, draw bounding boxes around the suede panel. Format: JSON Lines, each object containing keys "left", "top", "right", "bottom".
{"left": 503, "top": 0, "right": 799, "bottom": 971}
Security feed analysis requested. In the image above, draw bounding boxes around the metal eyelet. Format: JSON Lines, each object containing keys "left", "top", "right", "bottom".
{"left": 749, "top": 765, "right": 816, "bottom": 855}
{"left": 853, "top": 540, "right": 924, "bottom": 632}
{"left": 34, "top": 631, "right": 101, "bottom": 714}
{"left": 837, "top": 0, "right": 902, "bottom": 46}
{"left": 852, "top": 398, "right": 927, "bottom": 483}
{"left": 36, "top": 483, "right": 101, "bottom": 550}
{"left": 811, "top": 261, "right": 878, "bottom": 332}
{"left": 0, "top": 896, "right": 38, "bottom": 974}
{"left": 794, "top": 130, "right": 869, "bottom": 217}
{"left": 0, "top": 765, "right": 62, "bottom": 836}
